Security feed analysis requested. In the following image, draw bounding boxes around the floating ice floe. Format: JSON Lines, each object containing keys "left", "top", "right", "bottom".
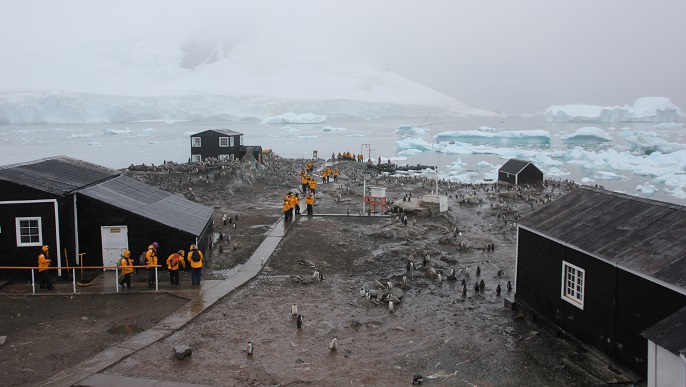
{"left": 260, "top": 112, "right": 327, "bottom": 124}
{"left": 394, "top": 125, "right": 427, "bottom": 136}
{"left": 322, "top": 125, "right": 346, "bottom": 131}
{"left": 653, "top": 122, "right": 683, "bottom": 128}
{"left": 434, "top": 130, "right": 551, "bottom": 145}
{"left": 103, "top": 128, "right": 131, "bottom": 135}
{"left": 621, "top": 130, "right": 686, "bottom": 155}
{"left": 396, "top": 137, "right": 435, "bottom": 152}
{"left": 560, "top": 127, "right": 612, "bottom": 144}
{"left": 297, "top": 135, "right": 318, "bottom": 139}
{"left": 282, "top": 126, "right": 301, "bottom": 132}
{"left": 68, "top": 133, "right": 93, "bottom": 138}
{"left": 636, "top": 183, "right": 658, "bottom": 195}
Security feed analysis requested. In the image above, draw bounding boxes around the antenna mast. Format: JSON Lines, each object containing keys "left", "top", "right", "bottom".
{"left": 418, "top": 115, "right": 443, "bottom": 195}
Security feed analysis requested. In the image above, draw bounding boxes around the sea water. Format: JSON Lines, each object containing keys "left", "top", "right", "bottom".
{"left": 0, "top": 116, "right": 684, "bottom": 204}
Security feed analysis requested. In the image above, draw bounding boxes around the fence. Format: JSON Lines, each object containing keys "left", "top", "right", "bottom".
{"left": 0, "top": 265, "right": 162, "bottom": 294}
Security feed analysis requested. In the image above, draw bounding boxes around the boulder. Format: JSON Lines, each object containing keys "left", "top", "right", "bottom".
{"left": 173, "top": 345, "right": 192, "bottom": 360}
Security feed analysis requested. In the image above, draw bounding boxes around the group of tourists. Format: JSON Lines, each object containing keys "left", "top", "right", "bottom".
{"left": 332, "top": 151, "right": 364, "bottom": 162}
{"left": 300, "top": 170, "right": 318, "bottom": 194}
{"left": 283, "top": 190, "right": 314, "bottom": 220}
{"left": 117, "top": 242, "right": 205, "bottom": 289}
{"left": 319, "top": 166, "right": 338, "bottom": 183}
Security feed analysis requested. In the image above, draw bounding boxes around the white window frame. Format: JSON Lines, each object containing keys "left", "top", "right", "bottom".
{"left": 561, "top": 261, "right": 585, "bottom": 309}
{"left": 16, "top": 217, "right": 43, "bottom": 247}
{"left": 219, "top": 154, "right": 231, "bottom": 161}
{"left": 239, "top": 135, "right": 244, "bottom": 146}
{"left": 219, "top": 137, "right": 229, "bottom": 147}
{"left": 191, "top": 154, "right": 202, "bottom": 162}
{"left": 230, "top": 137, "right": 235, "bottom": 147}
{"left": 191, "top": 137, "right": 202, "bottom": 147}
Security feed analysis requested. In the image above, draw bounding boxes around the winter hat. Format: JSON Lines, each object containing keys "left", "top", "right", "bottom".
{"left": 152, "top": 242, "right": 159, "bottom": 248}
{"left": 42, "top": 245, "right": 49, "bottom": 252}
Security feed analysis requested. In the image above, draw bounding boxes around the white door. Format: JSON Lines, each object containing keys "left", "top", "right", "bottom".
{"left": 101, "top": 226, "right": 129, "bottom": 270}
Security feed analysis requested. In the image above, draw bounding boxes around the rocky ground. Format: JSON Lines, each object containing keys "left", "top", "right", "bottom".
{"left": 0, "top": 154, "right": 643, "bottom": 386}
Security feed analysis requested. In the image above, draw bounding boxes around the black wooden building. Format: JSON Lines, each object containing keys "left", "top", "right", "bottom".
{"left": 190, "top": 129, "right": 262, "bottom": 162}
{"left": 514, "top": 186, "right": 686, "bottom": 377}
{"left": 498, "top": 158, "right": 543, "bottom": 186}
{"left": 0, "top": 156, "right": 214, "bottom": 280}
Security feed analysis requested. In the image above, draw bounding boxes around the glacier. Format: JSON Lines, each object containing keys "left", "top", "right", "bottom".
{"left": 545, "top": 97, "right": 683, "bottom": 123}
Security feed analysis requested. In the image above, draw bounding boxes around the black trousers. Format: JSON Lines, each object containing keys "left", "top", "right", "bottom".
{"left": 148, "top": 269, "right": 156, "bottom": 286}
{"left": 39, "top": 270, "right": 53, "bottom": 290}
{"left": 119, "top": 273, "right": 131, "bottom": 288}
{"left": 169, "top": 269, "right": 180, "bottom": 284}
{"left": 307, "top": 204, "right": 313, "bottom": 215}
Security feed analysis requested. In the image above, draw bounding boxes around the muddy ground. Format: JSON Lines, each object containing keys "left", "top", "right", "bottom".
{"left": 0, "top": 155, "right": 641, "bottom": 386}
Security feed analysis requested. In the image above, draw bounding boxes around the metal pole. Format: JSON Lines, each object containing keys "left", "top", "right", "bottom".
{"left": 31, "top": 269, "right": 35, "bottom": 295}
{"left": 362, "top": 177, "right": 366, "bottom": 216}
{"left": 72, "top": 268, "right": 76, "bottom": 294}
{"left": 155, "top": 267, "right": 159, "bottom": 291}
{"left": 115, "top": 268, "right": 119, "bottom": 293}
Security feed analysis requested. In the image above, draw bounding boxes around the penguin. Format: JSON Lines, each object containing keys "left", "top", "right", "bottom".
{"left": 218, "top": 245, "right": 223, "bottom": 253}
{"left": 235, "top": 214, "right": 239, "bottom": 221}
{"left": 261, "top": 257, "right": 265, "bottom": 266}
{"left": 476, "top": 265, "right": 481, "bottom": 277}
{"left": 359, "top": 288, "right": 366, "bottom": 297}
{"left": 246, "top": 341, "right": 253, "bottom": 356}
{"left": 365, "top": 290, "right": 371, "bottom": 300}
{"left": 329, "top": 336, "right": 338, "bottom": 351}
{"left": 403, "top": 276, "right": 408, "bottom": 285}
{"left": 319, "top": 271, "right": 324, "bottom": 281}
{"left": 413, "top": 374, "right": 424, "bottom": 384}
{"left": 496, "top": 284, "right": 502, "bottom": 296}
{"left": 479, "top": 279, "right": 485, "bottom": 291}
{"left": 291, "top": 304, "right": 298, "bottom": 316}
{"left": 387, "top": 281, "right": 393, "bottom": 289}
{"left": 233, "top": 242, "right": 238, "bottom": 250}
{"left": 388, "top": 300, "right": 394, "bottom": 312}
{"left": 461, "top": 278, "right": 466, "bottom": 287}
{"left": 448, "top": 267, "right": 456, "bottom": 280}
{"left": 437, "top": 273, "right": 442, "bottom": 282}
{"left": 507, "top": 280, "right": 512, "bottom": 292}
{"left": 296, "top": 314, "right": 304, "bottom": 330}
{"left": 474, "top": 282, "right": 480, "bottom": 293}
{"left": 461, "top": 283, "right": 467, "bottom": 296}
{"left": 312, "top": 270, "right": 320, "bottom": 280}
{"left": 233, "top": 223, "right": 237, "bottom": 229}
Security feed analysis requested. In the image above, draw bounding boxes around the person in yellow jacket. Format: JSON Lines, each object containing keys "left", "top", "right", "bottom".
{"left": 308, "top": 177, "right": 317, "bottom": 195}
{"left": 293, "top": 193, "right": 301, "bottom": 216}
{"left": 301, "top": 172, "right": 309, "bottom": 193}
{"left": 188, "top": 244, "right": 204, "bottom": 286}
{"left": 326, "top": 167, "right": 332, "bottom": 183}
{"left": 38, "top": 245, "right": 53, "bottom": 290}
{"left": 306, "top": 192, "right": 315, "bottom": 216}
{"left": 320, "top": 169, "right": 327, "bottom": 184}
{"left": 166, "top": 250, "right": 186, "bottom": 285}
{"left": 283, "top": 194, "right": 293, "bottom": 221}
{"left": 333, "top": 168, "right": 339, "bottom": 182}
{"left": 146, "top": 242, "right": 159, "bottom": 288}
{"left": 118, "top": 250, "right": 134, "bottom": 289}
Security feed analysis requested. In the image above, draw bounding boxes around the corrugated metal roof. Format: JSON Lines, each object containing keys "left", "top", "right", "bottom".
{"left": 499, "top": 159, "right": 532, "bottom": 175}
{"left": 78, "top": 175, "right": 213, "bottom": 236}
{"left": 192, "top": 129, "right": 243, "bottom": 137}
{"left": 0, "top": 156, "right": 118, "bottom": 196}
{"left": 642, "top": 305, "right": 686, "bottom": 355}
{"left": 518, "top": 186, "right": 686, "bottom": 290}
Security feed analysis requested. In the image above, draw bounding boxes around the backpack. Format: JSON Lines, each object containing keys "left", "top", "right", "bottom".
{"left": 190, "top": 250, "right": 201, "bottom": 262}
{"left": 170, "top": 254, "right": 179, "bottom": 267}
{"left": 139, "top": 251, "right": 147, "bottom": 265}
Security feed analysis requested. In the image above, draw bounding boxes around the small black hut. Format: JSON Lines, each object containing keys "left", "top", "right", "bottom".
{"left": 514, "top": 186, "right": 686, "bottom": 377}
{"left": 190, "top": 129, "right": 262, "bottom": 162}
{"left": 0, "top": 156, "right": 213, "bottom": 280}
{"left": 498, "top": 158, "right": 543, "bottom": 186}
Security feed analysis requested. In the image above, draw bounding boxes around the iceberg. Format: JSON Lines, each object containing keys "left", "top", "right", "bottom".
{"left": 621, "top": 130, "right": 686, "bottom": 155}
{"left": 545, "top": 97, "right": 682, "bottom": 123}
{"left": 560, "top": 127, "right": 612, "bottom": 144}
{"left": 394, "top": 125, "right": 427, "bottom": 136}
{"left": 396, "top": 137, "right": 435, "bottom": 152}
{"left": 322, "top": 125, "right": 346, "bottom": 131}
{"left": 261, "top": 112, "right": 327, "bottom": 124}
{"left": 434, "top": 130, "right": 551, "bottom": 145}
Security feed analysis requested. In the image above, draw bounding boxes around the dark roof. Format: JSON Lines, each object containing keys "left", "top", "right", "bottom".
{"left": 0, "top": 156, "right": 118, "bottom": 196}
{"left": 499, "top": 159, "right": 537, "bottom": 175}
{"left": 642, "top": 305, "right": 686, "bottom": 355}
{"left": 192, "top": 129, "right": 243, "bottom": 137}
{"left": 78, "top": 175, "right": 213, "bottom": 236}
{"left": 518, "top": 186, "right": 686, "bottom": 291}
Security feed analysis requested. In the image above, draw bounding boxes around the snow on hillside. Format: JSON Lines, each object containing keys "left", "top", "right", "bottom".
{"left": 0, "top": 41, "right": 496, "bottom": 124}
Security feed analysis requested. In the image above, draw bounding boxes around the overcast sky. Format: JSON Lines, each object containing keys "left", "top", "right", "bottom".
{"left": 1, "top": 0, "right": 684, "bottom": 114}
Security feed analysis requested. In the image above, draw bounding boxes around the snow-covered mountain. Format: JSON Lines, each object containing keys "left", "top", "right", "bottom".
{"left": 0, "top": 41, "right": 496, "bottom": 124}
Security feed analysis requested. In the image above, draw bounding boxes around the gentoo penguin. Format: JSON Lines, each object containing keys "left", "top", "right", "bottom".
{"left": 329, "top": 337, "right": 338, "bottom": 351}
{"left": 261, "top": 257, "right": 265, "bottom": 266}
{"left": 246, "top": 341, "right": 253, "bottom": 356}
{"left": 496, "top": 284, "right": 502, "bottom": 296}
{"left": 476, "top": 265, "right": 481, "bottom": 277}
{"left": 403, "top": 276, "right": 408, "bottom": 285}
{"left": 233, "top": 223, "right": 236, "bottom": 229}
{"left": 387, "top": 281, "right": 393, "bottom": 289}
{"left": 388, "top": 300, "right": 394, "bottom": 312}
{"left": 448, "top": 267, "right": 456, "bottom": 280}
{"left": 461, "top": 278, "right": 466, "bottom": 287}
{"left": 319, "top": 271, "right": 324, "bottom": 281}
{"left": 461, "top": 283, "right": 467, "bottom": 296}
{"left": 312, "top": 270, "right": 320, "bottom": 280}
{"left": 474, "top": 282, "right": 480, "bottom": 293}
{"left": 291, "top": 304, "right": 298, "bottom": 316}
{"left": 365, "top": 290, "right": 371, "bottom": 300}
{"left": 507, "top": 280, "right": 512, "bottom": 292}
{"left": 437, "top": 273, "right": 442, "bottom": 282}
{"left": 359, "top": 288, "right": 366, "bottom": 297}
{"left": 296, "top": 314, "right": 303, "bottom": 330}
{"left": 412, "top": 374, "right": 424, "bottom": 384}
{"left": 479, "top": 279, "right": 485, "bottom": 291}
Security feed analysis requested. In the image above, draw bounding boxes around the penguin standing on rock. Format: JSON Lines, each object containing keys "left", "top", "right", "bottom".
{"left": 474, "top": 282, "right": 480, "bottom": 293}
{"left": 296, "top": 314, "right": 304, "bottom": 330}
{"left": 496, "top": 284, "right": 502, "bottom": 296}
{"left": 246, "top": 341, "right": 253, "bottom": 356}
{"left": 329, "top": 337, "right": 338, "bottom": 351}
{"left": 479, "top": 279, "right": 485, "bottom": 291}
{"left": 476, "top": 265, "right": 481, "bottom": 277}
{"left": 507, "top": 280, "right": 512, "bottom": 292}
{"left": 291, "top": 304, "right": 298, "bottom": 316}
{"left": 461, "top": 283, "right": 467, "bottom": 296}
